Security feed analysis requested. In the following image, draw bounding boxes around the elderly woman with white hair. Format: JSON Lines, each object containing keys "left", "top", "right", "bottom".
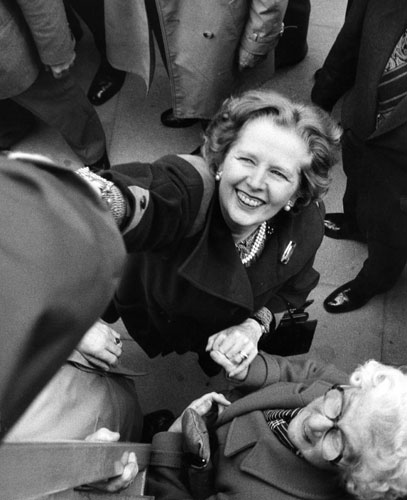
{"left": 145, "top": 353, "right": 407, "bottom": 500}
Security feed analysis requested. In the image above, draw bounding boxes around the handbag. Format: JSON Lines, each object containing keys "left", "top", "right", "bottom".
{"left": 259, "top": 300, "right": 317, "bottom": 356}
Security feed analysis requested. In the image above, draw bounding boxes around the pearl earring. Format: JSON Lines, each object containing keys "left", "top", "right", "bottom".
{"left": 284, "top": 200, "right": 294, "bottom": 211}
{"left": 215, "top": 171, "right": 222, "bottom": 181}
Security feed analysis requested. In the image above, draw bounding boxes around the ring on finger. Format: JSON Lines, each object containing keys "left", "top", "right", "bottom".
{"left": 239, "top": 351, "right": 249, "bottom": 362}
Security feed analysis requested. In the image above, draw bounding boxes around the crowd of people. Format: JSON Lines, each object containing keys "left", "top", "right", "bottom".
{"left": 1, "top": 0, "right": 407, "bottom": 498}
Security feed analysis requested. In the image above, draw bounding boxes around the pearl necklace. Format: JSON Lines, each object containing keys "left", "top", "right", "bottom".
{"left": 236, "top": 221, "right": 268, "bottom": 267}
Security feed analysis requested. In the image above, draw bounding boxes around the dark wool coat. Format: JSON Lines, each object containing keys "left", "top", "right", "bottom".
{"left": 147, "top": 354, "right": 352, "bottom": 500}
{"left": 104, "top": 155, "right": 324, "bottom": 370}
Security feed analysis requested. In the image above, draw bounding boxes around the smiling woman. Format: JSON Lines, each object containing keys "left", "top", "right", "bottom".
{"left": 76, "top": 89, "right": 341, "bottom": 378}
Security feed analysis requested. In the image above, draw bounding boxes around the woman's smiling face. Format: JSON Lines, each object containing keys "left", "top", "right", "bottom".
{"left": 217, "top": 116, "right": 312, "bottom": 241}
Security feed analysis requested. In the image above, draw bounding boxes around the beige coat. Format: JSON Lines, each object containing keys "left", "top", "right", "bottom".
{"left": 105, "top": 0, "right": 288, "bottom": 119}
{"left": 0, "top": 0, "right": 74, "bottom": 99}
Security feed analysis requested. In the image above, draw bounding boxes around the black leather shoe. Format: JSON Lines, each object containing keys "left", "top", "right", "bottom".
{"left": 324, "top": 213, "right": 365, "bottom": 241}
{"left": 141, "top": 409, "right": 175, "bottom": 443}
{"left": 88, "top": 64, "right": 126, "bottom": 106}
{"left": 161, "top": 108, "right": 199, "bottom": 128}
{"left": 323, "top": 280, "right": 373, "bottom": 313}
{"left": 85, "top": 150, "right": 110, "bottom": 173}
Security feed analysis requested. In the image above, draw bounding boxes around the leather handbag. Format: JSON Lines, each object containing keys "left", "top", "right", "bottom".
{"left": 259, "top": 300, "right": 317, "bottom": 356}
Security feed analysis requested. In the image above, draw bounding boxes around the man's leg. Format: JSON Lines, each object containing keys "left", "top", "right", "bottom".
{"left": 65, "top": 0, "right": 126, "bottom": 106}
{"left": 324, "top": 131, "right": 366, "bottom": 240}
{"left": 355, "top": 241, "right": 407, "bottom": 295}
{"left": 13, "top": 69, "right": 106, "bottom": 165}
{"left": 324, "top": 151, "right": 407, "bottom": 313}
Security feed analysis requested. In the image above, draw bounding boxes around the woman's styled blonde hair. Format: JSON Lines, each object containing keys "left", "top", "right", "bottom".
{"left": 340, "top": 360, "right": 407, "bottom": 500}
{"left": 202, "top": 89, "right": 341, "bottom": 209}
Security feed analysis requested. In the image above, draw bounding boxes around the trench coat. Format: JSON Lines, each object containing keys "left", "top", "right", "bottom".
{"left": 103, "top": 155, "right": 324, "bottom": 374}
{"left": 0, "top": 0, "right": 74, "bottom": 99}
{"left": 0, "top": 153, "right": 125, "bottom": 438}
{"left": 105, "top": 0, "right": 288, "bottom": 119}
{"left": 311, "top": 0, "right": 407, "bottom": 252}
{"left": 147, "top": 353, "right": 351, "bottom": 500}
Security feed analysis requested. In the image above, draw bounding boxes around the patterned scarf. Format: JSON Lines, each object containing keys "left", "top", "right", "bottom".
{"left": 263, "top": 408, "right": 303, "bottom": 456}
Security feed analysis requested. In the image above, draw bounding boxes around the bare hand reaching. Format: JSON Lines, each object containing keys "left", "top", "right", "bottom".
{"left": 76, "top": 321, "right": 122, "bottom": 371}
{"left": 84, "top": 428, "right": 138, "bottom": 493}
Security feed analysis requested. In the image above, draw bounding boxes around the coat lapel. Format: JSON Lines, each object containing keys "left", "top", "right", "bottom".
{"left": 223, "top": 412, "right": 345, "bottom": 499}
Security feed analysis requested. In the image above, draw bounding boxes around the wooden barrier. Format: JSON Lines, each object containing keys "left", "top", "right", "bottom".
{"left": 0, "top": 441, "right": 153, "bottom": 500}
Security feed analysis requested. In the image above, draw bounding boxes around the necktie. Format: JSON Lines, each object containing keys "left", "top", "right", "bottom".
{"left": 377, "top": 27, "right": 407, "bottom": 124}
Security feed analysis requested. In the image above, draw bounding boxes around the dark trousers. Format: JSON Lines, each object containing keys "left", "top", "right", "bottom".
{"left": 64, "top": 0, "right": 106, "bottom": 56}
{"left": 0, "top": 69, "right": 106, "bottom": 163}
{"left": 341, "top": 131, "right": 407, "bottom": 294}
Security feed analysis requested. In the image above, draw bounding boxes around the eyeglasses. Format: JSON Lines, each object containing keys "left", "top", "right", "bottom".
{"left": 321, "top": 384, "right": 346, "bottom": 464}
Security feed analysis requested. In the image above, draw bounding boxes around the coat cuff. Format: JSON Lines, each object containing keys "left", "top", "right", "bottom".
{"left": 228, "top": 352, "right": 280, "bottom": 390}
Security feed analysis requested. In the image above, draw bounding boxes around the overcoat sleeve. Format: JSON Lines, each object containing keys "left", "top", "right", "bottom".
{"left": 240, "top": 0, "right": 288, "bottom": 55}
{"left": 16, "top": 0, "right": 75, "bottom": 66}
{"left": 0, "top": 154, "right": 125, "bottom": 438}
{"left": 232, "top": 353, "right": 349, "bottom": 394}
{"left": 311, "top": 0, "right": 368, "bottom": 111}
{"left": 103, "top": 155, "right": 214, "bottom": 252}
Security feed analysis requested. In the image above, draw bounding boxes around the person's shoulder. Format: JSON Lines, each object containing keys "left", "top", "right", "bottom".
{"left": 297, "top": 200, "right": 325, "bottom": 223}
{"left": 177, "top": 154, "right": 215, "bottom": 189}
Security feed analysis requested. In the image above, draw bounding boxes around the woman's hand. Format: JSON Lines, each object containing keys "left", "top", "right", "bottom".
{"left": 76, "top": 321, "right": 122, "bottom": 371}
{"left": 169, "top": 392, "right": 231, "bottom": 434}
{"left": 84, "top": 428, "right": 138, "bottom": 493}
{"left": 205, "top": 319, "right": 262, "bottom": 377}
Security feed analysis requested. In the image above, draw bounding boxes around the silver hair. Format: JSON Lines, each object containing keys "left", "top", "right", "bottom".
{"left": 340, "top": 360, "right": 407, "bottom": 500}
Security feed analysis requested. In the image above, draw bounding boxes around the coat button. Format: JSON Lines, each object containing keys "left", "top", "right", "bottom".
{"left": 203, "top": 31, "right": 214, "bottom": 39}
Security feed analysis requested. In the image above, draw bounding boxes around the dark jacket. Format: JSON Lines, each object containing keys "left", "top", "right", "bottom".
{"left": 147, "top": 354, "right": 351, "bottom": 500}
{"left": 311, "top": 0, "right": 407, "bottom": 248}
{"left": 105, "top": 155, "right": 324, "bottom": 370}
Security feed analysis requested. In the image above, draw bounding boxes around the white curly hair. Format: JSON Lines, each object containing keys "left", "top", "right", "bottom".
{"left": 340, "top": 360, "right": 407, "bottom": 500}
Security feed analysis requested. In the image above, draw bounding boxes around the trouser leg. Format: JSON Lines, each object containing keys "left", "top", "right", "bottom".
{"left": 355, "top": 241, "right": 407, "bottom": 294}
{"left": 341, "top": 131, "right": 368, "bottom": 234}
{"left": 352, "top": 149, "right": 407, "bottom": 294}
{"left": 66, "top": 0, "right": 106, "bottom": 55}
{"left": 0, "top": 99, "right": 36, "bottom": 149}
{"left": 13, "top": 69, "right": 106, "bottom": 164}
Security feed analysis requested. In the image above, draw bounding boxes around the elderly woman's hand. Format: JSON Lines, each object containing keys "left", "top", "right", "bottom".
{"left": 83, "top": 428, "right": 138, "bottom": 493}
{"left": 76, "top": 321, "right": 122, "bottom": 371}
{"left": 205, "top": 318, "right": 262, "bottom": 377}
{"left": 168, "top": 392, "right": 231, "bottom": 434}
